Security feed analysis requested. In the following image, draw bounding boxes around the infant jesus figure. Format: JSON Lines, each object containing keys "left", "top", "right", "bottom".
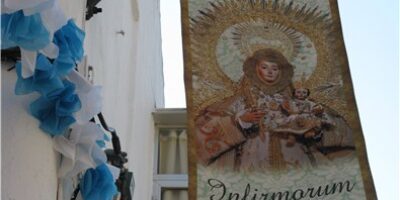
{"left": 278, "top": 86, "right": 335, "bottom": 147}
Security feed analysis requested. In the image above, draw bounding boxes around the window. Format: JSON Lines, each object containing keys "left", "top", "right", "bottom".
{"left": 152, "top": 109, "right": 188, "bottom": 200}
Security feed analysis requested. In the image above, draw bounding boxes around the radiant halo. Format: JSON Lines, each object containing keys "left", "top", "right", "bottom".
{"left": 215, "top": 20, "right": 317, "bottom": 83}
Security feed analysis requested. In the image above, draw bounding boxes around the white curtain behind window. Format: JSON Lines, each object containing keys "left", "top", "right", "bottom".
{"left": 159, "top": 129, "right": 188, "bottom": 200}
{"left": 162, "top": 189, "right": 188, "bottom": 200}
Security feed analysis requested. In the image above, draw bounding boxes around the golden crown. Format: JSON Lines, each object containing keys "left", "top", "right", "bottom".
{"left": 232, "top": 20, "right": 302, "bottom": 62}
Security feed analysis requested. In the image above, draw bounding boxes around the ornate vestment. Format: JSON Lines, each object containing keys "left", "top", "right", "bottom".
{"left": 195, "top": 79, "right": 355, "bottom": 171}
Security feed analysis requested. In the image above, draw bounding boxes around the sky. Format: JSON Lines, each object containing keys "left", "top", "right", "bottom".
{"left": 160, "top": 0, "right": 399, "bottom": 199}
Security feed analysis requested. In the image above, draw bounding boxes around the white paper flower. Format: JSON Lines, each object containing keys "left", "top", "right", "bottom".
{"left": 68, "top": 71, "right": 103, "bottom": 124}
{"left": 2, "top": 0, "right": 54, "bottom": 14}
{"left": 53, "top": 123, "right": 107, "bottom": 178}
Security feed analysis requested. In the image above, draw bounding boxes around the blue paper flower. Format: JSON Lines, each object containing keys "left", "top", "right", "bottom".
{"left": 1, "top": 11, "right": 50, "bottom": 50}
{"left": 15, "top": 55, "right": 64, "bottom": 96}
{"left": 53, "top": 19, "right": 85, "bottom": 76}
{"left": 96, "top": 132, "right": 110, "bottom": 148}
{"left": 30, "top": 80, "right": 81, "bottom": 136}
{"left": 14, "top": 62, "right": 35, "bottom": 95}
{"left": 80, "top": 164, "right": 118, "bottom": 200}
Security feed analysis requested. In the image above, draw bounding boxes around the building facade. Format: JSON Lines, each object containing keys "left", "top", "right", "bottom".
{"left": 2, "top": 0, "right": 165, "bottom": 199}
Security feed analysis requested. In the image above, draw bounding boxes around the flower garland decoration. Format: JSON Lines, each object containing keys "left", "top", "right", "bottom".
{"left": 2, "top": 0, "right": 120, "bottom": 199}
{"left": 80, "top": 164, "right": 118, "bottom": 200}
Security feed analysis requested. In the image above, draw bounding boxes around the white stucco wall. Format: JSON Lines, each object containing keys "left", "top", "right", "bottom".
{"left": 1, "top": 1, "right": 86, "bottom": 200}
{"left": 1, "top": 62, "right": 60, "bottom": 200}
{"left": 2, "top": 0, "right": 164, "bottom": 199}
{"left": 84, "top": 0, "right": 164, "bottom": 199}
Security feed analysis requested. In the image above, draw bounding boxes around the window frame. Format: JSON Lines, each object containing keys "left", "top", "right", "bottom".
{"left": 152, "top": 109, "right": 188, "bottom": 200}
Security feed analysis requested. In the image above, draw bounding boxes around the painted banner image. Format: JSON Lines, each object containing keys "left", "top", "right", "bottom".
{"left": 181, "top": 1, "right": 376, "bottom": 200}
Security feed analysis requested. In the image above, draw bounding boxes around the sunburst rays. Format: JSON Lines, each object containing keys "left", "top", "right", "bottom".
{"left": 187, "top": 0, "right": 349, "bottom": 121}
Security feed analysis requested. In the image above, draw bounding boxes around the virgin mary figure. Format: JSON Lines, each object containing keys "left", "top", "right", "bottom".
{"left": 195, "top": 48, "right": 355, "bottom": 171}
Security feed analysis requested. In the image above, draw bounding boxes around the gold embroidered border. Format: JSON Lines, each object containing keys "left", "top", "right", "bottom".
{"left": 181, "top": 0, "right": 377, "bottom": 199}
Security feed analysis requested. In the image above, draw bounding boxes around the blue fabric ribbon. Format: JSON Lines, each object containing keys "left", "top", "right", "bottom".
{"left": 80, "top": 164, "right": 118, "bottom": 200}
{"left": 1, "top": 10, "right": 50, "bottom": 50}
{"left": 53, "top": 19, "right": 85, "bottom": 76}
{"left": 30, "top": 79, "right": 81, "bottom": 136}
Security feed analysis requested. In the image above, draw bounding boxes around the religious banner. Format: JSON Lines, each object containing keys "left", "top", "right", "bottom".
{"left": 181, "top": 0, "right": 376, "bottom": 199}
